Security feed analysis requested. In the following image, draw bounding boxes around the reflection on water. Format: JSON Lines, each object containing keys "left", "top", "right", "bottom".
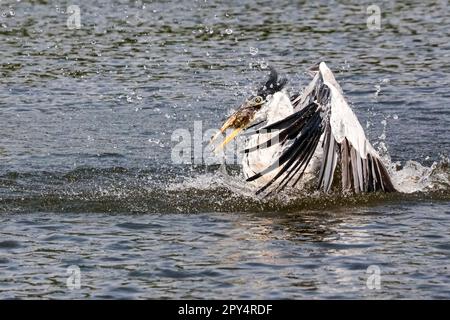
{"left": 1, "top": 203, "right": 450, "bottom": 299}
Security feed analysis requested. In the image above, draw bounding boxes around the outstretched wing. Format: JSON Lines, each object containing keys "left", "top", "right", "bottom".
{"left": 321, "top": 63, "right": 396, "bottom": 193}
{"left": 246, "top": 62, "right": 396, "bottom": 195}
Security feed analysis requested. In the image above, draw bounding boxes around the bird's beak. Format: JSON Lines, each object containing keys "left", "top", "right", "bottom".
{"left": 210, "top": 100, "right": 259, "bottom": 153}
{"left": 209, "top": 115, "right": 243, "bottom": 153}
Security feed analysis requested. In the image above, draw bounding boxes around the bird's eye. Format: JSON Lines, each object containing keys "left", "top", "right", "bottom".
{"left": 253, "top": 96, "right": 263, "bottom": 104}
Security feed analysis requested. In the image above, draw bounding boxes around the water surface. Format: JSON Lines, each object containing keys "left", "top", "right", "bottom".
{"left": 0, "top": 0, "right": 449, "bottom": 299}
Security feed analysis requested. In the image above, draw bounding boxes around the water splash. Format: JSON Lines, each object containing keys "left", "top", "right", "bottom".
{"left": 391, "top": 157, "right": 449, "bottom": 193}
{"left": 0, "top": 155, "right": 449, "bottom": 214}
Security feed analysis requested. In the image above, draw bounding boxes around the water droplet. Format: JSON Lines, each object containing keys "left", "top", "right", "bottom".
{"left": 225, "top": 28, "right": 233, "bottom": 35}
{"left": 249, "top": 47, "right": 259, "bottom": 55}
{"left": 393, "top": 114, "right": 398, "bottom": 120}
{"left": 374, "top": 84, "right": 381, "bottom": 96}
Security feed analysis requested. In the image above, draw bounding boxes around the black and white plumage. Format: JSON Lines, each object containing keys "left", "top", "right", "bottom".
{"left": 211, "top": 62, "right": 397, "bottom": 196}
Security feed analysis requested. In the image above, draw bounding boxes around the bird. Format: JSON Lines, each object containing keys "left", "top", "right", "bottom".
{"left": 210, "top": 62, "right": 397, "bottom": 196}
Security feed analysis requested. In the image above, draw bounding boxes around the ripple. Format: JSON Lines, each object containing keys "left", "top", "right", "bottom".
{"left": 116, "top": 222, "right": 164, "bottom": 230}
{"left": 0, "top": 240, "right": 22, "bottom": 250}
{"left": 0, "top": 0, "right": 449, "bottom": 299}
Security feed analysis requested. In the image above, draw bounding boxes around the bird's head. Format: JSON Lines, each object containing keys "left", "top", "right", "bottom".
{"left": 210, "top": 67, "right": 287, "bottom": 152}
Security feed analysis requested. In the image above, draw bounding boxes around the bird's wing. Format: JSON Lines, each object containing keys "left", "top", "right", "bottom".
{"left": 245, "top": 79, "right": 329, "bottom": 195}
{"left": 320, "top": 62, "right": 396, "bottom": 193}
{"left": 246, "top": 62, "right": 396, "bottom": 195}
{"left": 292, "top": 72, "right": 321, "bottom": 112}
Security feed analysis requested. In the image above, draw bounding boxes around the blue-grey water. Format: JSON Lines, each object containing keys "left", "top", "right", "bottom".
{"left": 0, "top": 0, "right": 449, "bottom": 299}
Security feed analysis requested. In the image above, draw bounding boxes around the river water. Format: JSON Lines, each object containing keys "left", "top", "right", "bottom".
{"left": 0, "top": 0, "right": 449, "bottom": 299}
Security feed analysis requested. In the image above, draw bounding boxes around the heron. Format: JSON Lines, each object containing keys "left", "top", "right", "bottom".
{"left": 210, "top": 62, "right": 397, "bottom": 196}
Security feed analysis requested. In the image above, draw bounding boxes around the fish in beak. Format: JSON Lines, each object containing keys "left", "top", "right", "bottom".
{"left": 210, "top": 96, "right": 265, "bottom": 153}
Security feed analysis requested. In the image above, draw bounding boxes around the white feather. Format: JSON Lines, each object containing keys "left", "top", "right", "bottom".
{"left": 243, "top": 90, "right": 293, "bottom": 183}
{"left": 320, "top": 62, "right": 376, "bottom": 159}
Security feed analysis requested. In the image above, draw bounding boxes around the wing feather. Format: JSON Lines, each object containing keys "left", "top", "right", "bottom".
{"left": 244, "top": 62, "right": 397, "bottom": 196}
{"left": 319, "top": 62, "right": 397, "bottom": 194}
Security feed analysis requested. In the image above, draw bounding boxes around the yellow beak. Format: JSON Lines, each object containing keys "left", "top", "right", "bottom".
{"left": 212, "top": 128, "right": 243, "bottom": 154}
{"left": 209, "top": 113, "right": 244, "bottom": 154}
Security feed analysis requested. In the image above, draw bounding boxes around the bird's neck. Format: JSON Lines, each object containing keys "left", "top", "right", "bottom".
{"left": 266, "top": 91, "right": 294, "bottom": 125}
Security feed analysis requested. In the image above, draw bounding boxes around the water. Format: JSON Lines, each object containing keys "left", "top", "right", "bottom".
{"left": 1, "top": 0, "right": 450, "bottom": 299}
